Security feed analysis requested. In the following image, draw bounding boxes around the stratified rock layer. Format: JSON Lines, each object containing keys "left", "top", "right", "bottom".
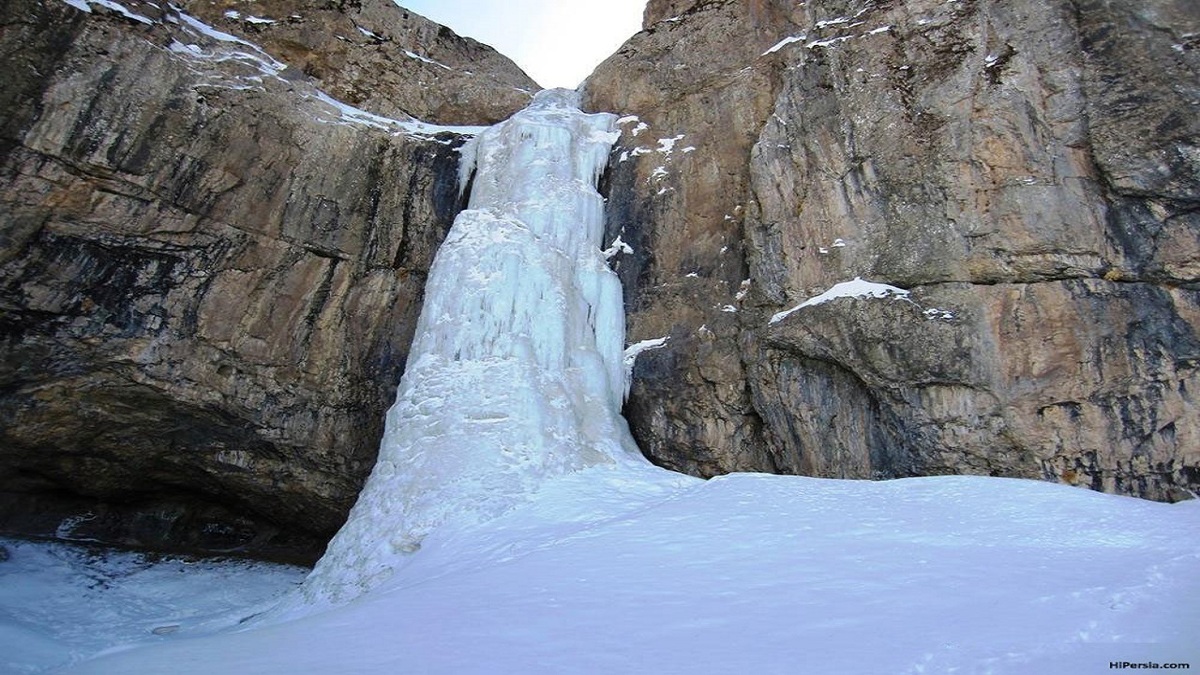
{"left": 0, "top": 0, "right": 534, "bottom": 561}
{"left": 171, "top": 0, "right": 539, "bottom": 124}
{"left": 585, "top": 0, "right": 1199, "bottom": 500}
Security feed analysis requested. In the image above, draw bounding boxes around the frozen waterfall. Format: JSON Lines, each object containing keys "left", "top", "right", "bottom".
{"left": 299, "top": 89, "right": 644, "bottom": 606}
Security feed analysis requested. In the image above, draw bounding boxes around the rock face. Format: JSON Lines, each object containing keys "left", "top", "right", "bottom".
{"left": 3, "top": 0, "right": 1197, "bottom": 565}
{"left": 172, "top": 0, "right": 539, "bottom": 125}
{"left": 585, "top": 0, "right": 1200, "bottom": 500}
{"left": 0, "top": 0, "right": 535, "bottom": 561}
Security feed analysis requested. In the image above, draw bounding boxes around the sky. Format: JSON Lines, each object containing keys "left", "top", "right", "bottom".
{"left": 397, "top": 0, "right": 647, "bottom": 89}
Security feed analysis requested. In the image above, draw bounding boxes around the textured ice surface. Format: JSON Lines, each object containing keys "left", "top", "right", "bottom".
{"left": 296, "top": 88, "right": 638, "bottom": 607}
{"left": 0, "top": 538, "right": 305, "bottom": 673}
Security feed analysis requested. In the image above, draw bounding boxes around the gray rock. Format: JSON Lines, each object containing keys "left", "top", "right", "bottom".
{"left": 0, "top": 0, "right": 531, "bottom": 561}
{"left": 585, "top": 0, "right": 1199, "bottom": 500}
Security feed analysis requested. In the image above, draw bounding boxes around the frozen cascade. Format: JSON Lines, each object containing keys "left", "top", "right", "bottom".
{"left": 297, "top": 88, "right": 643, "bottom": 606}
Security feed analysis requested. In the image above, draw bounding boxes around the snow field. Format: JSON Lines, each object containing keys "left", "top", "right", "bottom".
{"left": 46, "top": 469, "right": 1200, "bottom": 674}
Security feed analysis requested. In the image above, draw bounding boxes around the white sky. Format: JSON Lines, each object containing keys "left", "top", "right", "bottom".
{"left": 397, "top": 0, "right": 646, "bottom": 89}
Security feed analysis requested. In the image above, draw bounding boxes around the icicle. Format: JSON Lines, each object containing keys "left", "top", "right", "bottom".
{"left": 455, "top": 134, "right": 479, "bottom": 200}
{"left": 297, "top": 89, "right": 640, "bottom": 608}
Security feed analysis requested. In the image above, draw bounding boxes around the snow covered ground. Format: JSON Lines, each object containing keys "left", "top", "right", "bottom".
{"left": 0, "top": 538, "right": 307, "bottom": 673}
{"left": 4, "top": 467, "right": 1196, "bottom": 674}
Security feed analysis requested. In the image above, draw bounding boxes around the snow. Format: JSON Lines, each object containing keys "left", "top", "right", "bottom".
{"left": 220, "top": 9, "right": 275, "bottom": 24}
{"left": 63, "top": 0, "right": 155, "bottom": 24}
{"left": 60, "top": 0, "right": 480, "bottom": 141}
{"left": 404, "top": 50, "right": 453, "bottom": 70}
{"left": 174, "top": 6, "right": 259, "bottom": 46}
{"left": 770, "top": 277, "right": 912, "bottom": 324}
{"left": 766, "top": 14, "right": 891, "bottom": 57}
{"left": 622, "top": 335, "right": 669, "bottom": 395}
{"left": 159, "top": 5, "right": 290, "bottom": 79}
{"left": 165, "top": 36, "right": 286, "bottom": 79}
{"left": 807, "top": 35, "right": 855, "bottom": 49}
{"left": 127, "top": 1, "right": 482, "bottom": 139}
{"left": 19, "top": 472, "right": 1196, "bottom": 674}
{"left": 308, "top": 90, "right": 484, "bottom": 139}
{"left": 656, "top": 134, "right": 685, "bottom": 153}
{"left": 616, "top": 116, "right": 649, "bottom": 137}
{"left": 602, "top": 234, "right": 632, "bottom": 259}
{"left": 763, "top": 35, "right": 806, "bottom": 55}
{"left": 816, "top": 16, "right": 854, "bottom": 29}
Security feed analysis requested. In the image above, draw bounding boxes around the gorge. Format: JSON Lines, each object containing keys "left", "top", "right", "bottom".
{"left": 1, "top": 1, "right": 1199, "bottom": 672}
{"left": 0, "top": 0, "right": 1197, "bottom": 564}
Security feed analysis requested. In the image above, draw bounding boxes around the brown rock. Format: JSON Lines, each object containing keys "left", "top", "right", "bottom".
{"left": 171, "top": 0, "right": 538, "bottom": 125}
{"left": 0, "top": 0, "right": 529, "bottom": 561}
{"left": 586, "top": 0, "right": 1199, "bottom": 500}
{"left": 585, "top": 0, "right": 800, "bottom": 477}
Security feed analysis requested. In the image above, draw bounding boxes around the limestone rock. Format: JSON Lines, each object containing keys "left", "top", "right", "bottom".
{"left": 0, "top": 0, "right": 529, "bottom": 561}
{"left": 584, "top": 0, "right": 802, "bottom": 478}
{"left": 171, "top": 0, "right": 538, "bottom": 125}
{"left": 586, "top": 0, "right": 1199, "bottom": 500}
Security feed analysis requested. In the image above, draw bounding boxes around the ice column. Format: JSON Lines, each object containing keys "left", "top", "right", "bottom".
{"left": 300, "top": 89, "right": 641, "bottom": 605}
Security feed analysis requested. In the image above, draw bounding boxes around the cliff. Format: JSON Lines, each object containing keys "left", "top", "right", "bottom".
{"left": 585, "top": 0, "right": 1199, "bottom": 500}
{"left": 2, "top": 0, "right": 1197, "bottom": 562}
{"left": 0, "top": 0, "right": 536, "bottom": 561}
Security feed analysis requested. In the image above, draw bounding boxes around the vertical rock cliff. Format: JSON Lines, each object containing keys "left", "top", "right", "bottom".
{"left": 585, "top": 0, "right": 1199, "bottom": 500}
{"left": 3, "top": 0, "right": 1196, "bottom": 565}
{"left": 0, "top": 0, "right": 537, "bottom": 561}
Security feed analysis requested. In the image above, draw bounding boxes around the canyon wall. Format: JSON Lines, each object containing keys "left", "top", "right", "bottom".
{"left": 0, "top": 0, "right": 535, "bottom": 561}
{"left": 585, "top": 0, "right": 1200, "bottom": 500}
{"left": 2, "top": 0, "right": 1196, "bottom": 562}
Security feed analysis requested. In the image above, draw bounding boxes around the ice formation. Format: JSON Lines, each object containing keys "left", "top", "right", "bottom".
{"left": 299, "top": 88, "right": 641, "bottom": 606}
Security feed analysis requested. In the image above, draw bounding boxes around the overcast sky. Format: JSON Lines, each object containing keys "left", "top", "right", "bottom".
{"left": 398, "top": 0, "right": 646, "bottom": 89}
